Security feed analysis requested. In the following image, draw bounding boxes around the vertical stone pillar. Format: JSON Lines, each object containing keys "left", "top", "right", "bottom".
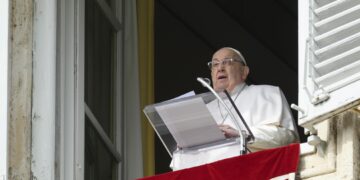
{"left": 8, "top": 0, "right": 33, "bottom": 179}
{"left": 335, "top": 111, "right": 360, "bottom": 179}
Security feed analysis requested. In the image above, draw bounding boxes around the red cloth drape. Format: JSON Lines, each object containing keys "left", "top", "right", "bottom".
{"left": 138, "top": 143, "right": 300, "bottom": 180}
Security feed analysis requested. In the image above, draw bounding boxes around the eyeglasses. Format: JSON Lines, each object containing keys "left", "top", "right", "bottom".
{"left": 207, "top": 58, "right": 244, "bottom": 70}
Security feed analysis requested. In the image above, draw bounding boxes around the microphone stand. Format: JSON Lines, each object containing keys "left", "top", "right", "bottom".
{"left": 223, "top": 90, "right": 255, "bottom": 154}
{"left": 197, "top": 77, "right": 247, "bottom": 155}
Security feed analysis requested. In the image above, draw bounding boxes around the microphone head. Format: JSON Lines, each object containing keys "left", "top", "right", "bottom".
{"left": 203, "top": 78, "right": 211, "bottom": 86}
{"left": 197, "top": 77, "right": 211, "bottom": 87}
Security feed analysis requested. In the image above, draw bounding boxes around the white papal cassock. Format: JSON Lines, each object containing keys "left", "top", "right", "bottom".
{"left": 208, "top": 83, "right": 298, "bottom": 150}
{"left": 171, "top": 83, "right": 298, "bottom": 170}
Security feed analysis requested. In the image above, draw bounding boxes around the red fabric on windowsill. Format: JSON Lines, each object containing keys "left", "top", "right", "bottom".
{"left": 138, "top": 143, "right": 300, "bottom": 180}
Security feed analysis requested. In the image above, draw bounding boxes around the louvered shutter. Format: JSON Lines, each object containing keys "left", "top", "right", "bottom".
{"left": 298, "top": 0, "right": 360, "bottom": 127}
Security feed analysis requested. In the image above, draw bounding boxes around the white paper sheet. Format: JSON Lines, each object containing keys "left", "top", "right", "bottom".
{"left": 172, "top": 91, "right": 195, "bottom": 100}
{"left": 155, "top": 97, "right": 225, "bottom": 148}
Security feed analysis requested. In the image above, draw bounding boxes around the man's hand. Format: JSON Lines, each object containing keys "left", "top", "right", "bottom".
{"left": 218, "top": 124, "right": 239, "bottom": 138}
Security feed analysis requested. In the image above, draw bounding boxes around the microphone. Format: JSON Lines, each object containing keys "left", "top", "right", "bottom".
{"left": 203, "top": 78, "right": 211, "bottom": 86}
{"left": 197, "top": 77, "right": 247, "bottom": 154}
{"left": 223, "top": 90, "right": 254, "bottom": 142}
{"left": 196, "top": 77, "right": 238, "bottom": 126}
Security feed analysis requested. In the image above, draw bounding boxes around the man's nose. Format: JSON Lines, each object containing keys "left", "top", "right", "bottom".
{"left": 216, "top": 63, "right": 225, "bottom": 71}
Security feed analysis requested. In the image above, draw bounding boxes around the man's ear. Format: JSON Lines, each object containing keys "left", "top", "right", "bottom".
{"left": 242, "top": 66, "right": 250, "bottom": 81}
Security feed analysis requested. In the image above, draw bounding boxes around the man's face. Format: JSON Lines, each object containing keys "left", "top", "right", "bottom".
{"left": 210, "top": 48, "right": 248, "bottom": 92}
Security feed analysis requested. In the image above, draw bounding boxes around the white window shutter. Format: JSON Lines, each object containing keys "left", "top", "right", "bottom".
{"left": 298, "top": 0, "right": 360, "bottom": 127}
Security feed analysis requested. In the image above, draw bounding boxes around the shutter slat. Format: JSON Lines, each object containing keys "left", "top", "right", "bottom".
{"left": 314, "top": 4, "right": 360, "bottom": 34}
{"left": 315, "top": 0, "right": 337, "bottom": 7}
{"left": 314, "top": 0, "right": 358, "bottom": 19}
{"left": 314, "top": 18, "right": 360, "bottom": 47}
{"left": 314, "top": 32, "right": 360, "bottom": 60}
{"left": 324, "top": 72, "right": 360, "bottom": 92}
{"left": 314, "top": 45, "right": 360, "bottom": 74}
{"left": 315, "top": 60, "right": 360, "bottom": 87}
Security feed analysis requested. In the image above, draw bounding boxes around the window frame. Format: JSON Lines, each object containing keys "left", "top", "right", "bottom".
{"left": 0, "top": 0, "right": 9, "bottom": 178}
{"left": 58, "top": 0, "right": 124, "bottom": 179}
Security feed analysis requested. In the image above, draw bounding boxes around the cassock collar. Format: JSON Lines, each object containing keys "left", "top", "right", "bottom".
{"left": 229, "top": 83, "right": 247, "bottom": 97}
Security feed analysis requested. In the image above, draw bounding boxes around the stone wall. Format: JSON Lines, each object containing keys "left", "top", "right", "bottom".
{"left": 8, "top": 0, "right": 33, "bottom": 179}
{"left": 299, "top": 109, "right": 360, "bottom": 179}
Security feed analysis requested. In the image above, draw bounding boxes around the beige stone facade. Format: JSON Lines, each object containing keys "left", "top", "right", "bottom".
{"left": 299, "top": 108, "right": 360, "bottom": 179}
{"left": 8, "top": 0, "right": 33, "bottom": 179}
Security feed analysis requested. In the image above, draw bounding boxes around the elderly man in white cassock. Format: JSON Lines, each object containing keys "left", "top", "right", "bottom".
{"left": 170, "top": 47, "right": 299, "bottom": 170}
{"left": 207, "top": 47, "right": 298, "bottom": 151}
